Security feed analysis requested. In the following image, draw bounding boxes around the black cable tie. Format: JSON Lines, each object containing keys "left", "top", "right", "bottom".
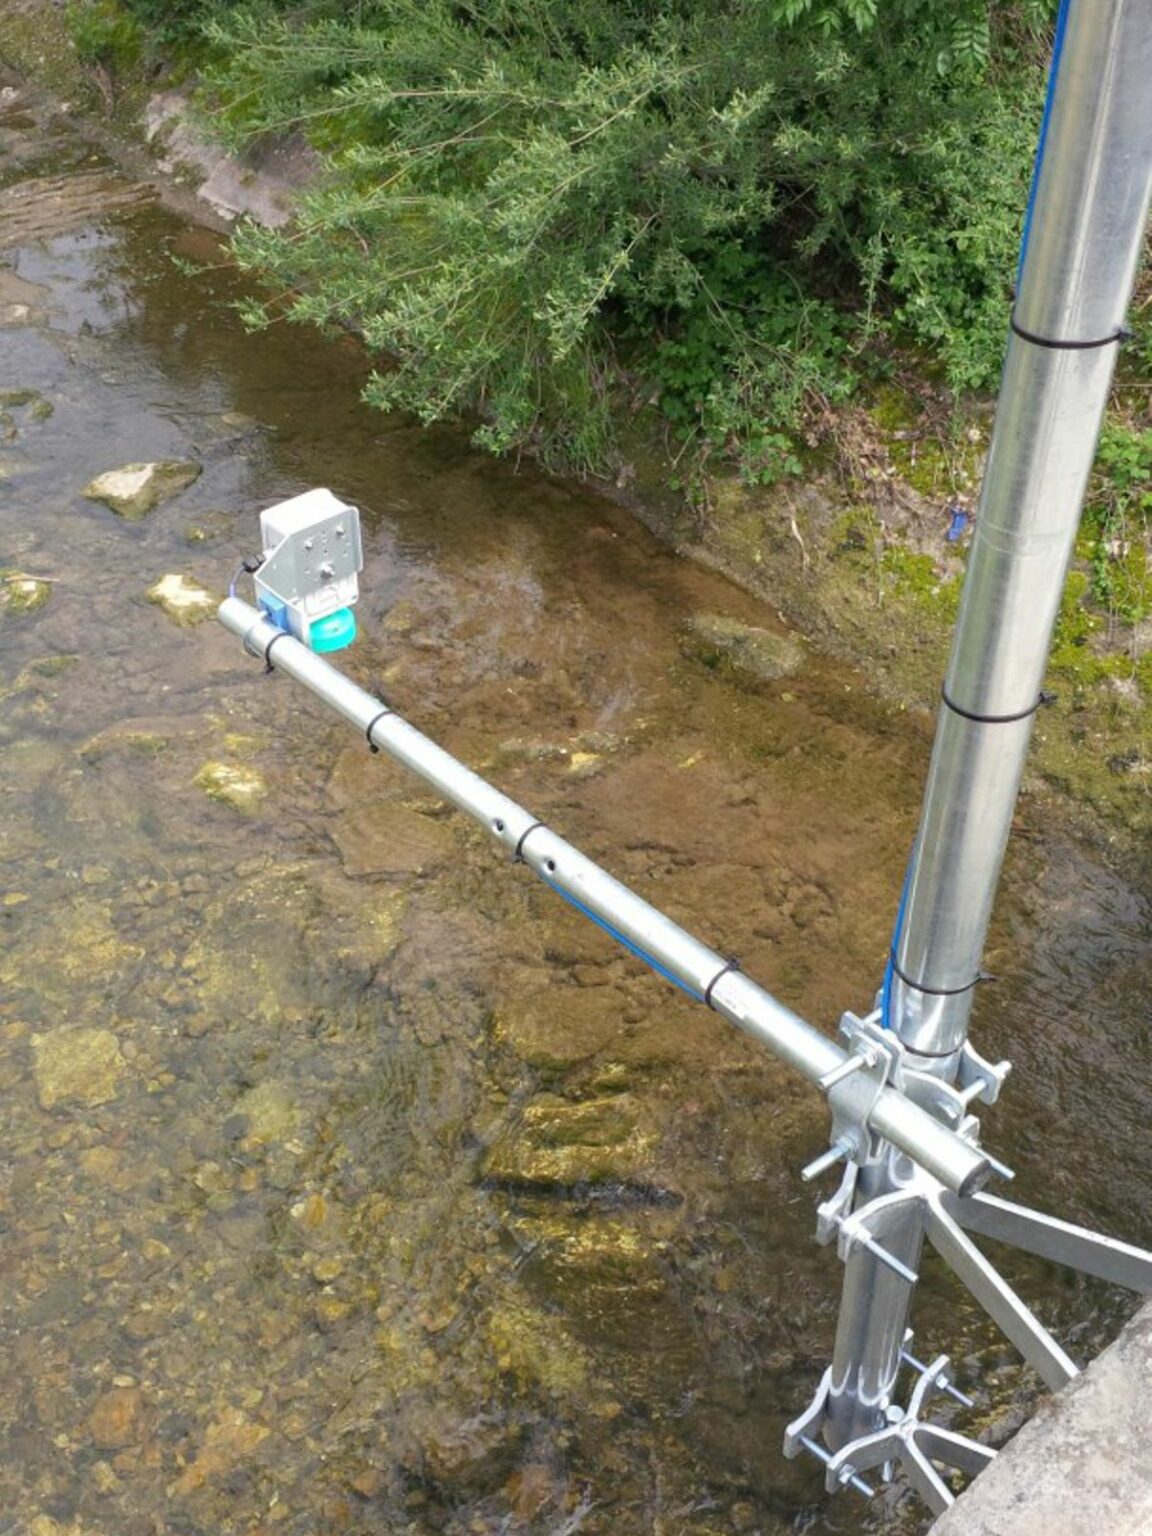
{"left": 243, "top": 555, "right": 265, "bottom": 574}
{"left": 1039, "top": 690, "right": 1058, "bottom": 707}
{"left": 365, "top": 707, "right": 393, "bottom": 753}
{"left": 978, "top": 970, "right": 999, "bottom": 985}
{"left": 941, "top": 685, "right": 1047, "bottom": 725}
{"left": 262, "top": 631, "right": 292, "bottom": 675}
{"left": 704, "top": 956, "right": 742, "bottom": 1011}
{"left": 889, "top": 955, "right": 981, "bottom": 998}
{"left": 1010, "top": 311, "right": 1126, "bottom": 351}
{"left": 513, "top": 822, "right": 546, "bottom": 862}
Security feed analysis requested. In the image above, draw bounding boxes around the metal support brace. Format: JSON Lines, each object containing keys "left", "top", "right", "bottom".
{"left": 943, "top": 1192, "right": 1152, "bottom": 1295}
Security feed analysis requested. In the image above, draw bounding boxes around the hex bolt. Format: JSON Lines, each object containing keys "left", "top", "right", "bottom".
{"left": 801, "top": 1137, "right": 855, "bottom": 1183}
{"left": 818, "top": 1049, "right": 878, "bottom": 1092}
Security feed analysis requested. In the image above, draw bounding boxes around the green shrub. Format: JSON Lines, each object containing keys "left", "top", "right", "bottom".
{"left": 1084, "top": 426, "right": 1152, "bottom": 625}
{"left": 193, "top": 0, "right": 1056, "bottom": 474}
{"left": 65, "top": 0, "right": 144, "bottom": 72}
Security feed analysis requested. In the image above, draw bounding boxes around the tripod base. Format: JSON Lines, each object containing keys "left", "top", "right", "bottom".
{"left": 785, "top": 1179, "right": 1152, "bottom": 1513}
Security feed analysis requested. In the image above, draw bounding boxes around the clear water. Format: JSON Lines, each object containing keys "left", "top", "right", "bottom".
{"left": 1, "top": 96, "right": 1148, "bottom": 1536}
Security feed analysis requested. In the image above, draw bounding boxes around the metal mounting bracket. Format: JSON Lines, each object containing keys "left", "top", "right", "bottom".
{"left": 820, "top": 1349, "right": 997, "bottom": 1515}
{"left": 818, "top": 1011, "right": 905, "bottom": 1167}
{"left": 786, "top": 1163, "right": 1152, "bottom": 1509}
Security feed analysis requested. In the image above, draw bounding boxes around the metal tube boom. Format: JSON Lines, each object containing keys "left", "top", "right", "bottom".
{"left": 218, "top": 596, "right": 988, "bottom": 1196}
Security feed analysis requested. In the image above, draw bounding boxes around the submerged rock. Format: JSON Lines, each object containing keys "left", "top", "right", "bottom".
{"left": 482, "top": 1296, "right": 593, "bottom": 1404}
{"left": 88, "top": 1387, "right": 144, "bottom": 1450}
{"left": 232, "top": 1079, "right": 301, "bottom": 1143}
{"left": 146, "top": 572, "right": 217, "bottom": 625}
{"left": 171, "top": 1411, "right": 270, "bottom": 1496}
{"left": 482, "top": 1092, "right": 663, "bottom": 1191}
{"left": 83, "top": 460, "right": 201, "bottom": 520}
{"left": 0, "top": 569, "right": 51, "bottom": 619}
{"left": 682, "top": 611, "right": 803, "bottom": 683}
{"left": 493, "top": 985, "right": 622, "bottom": 1076}
{"left": 195, "top": 760, "right": 267, "bottom": 812}
{"left": 420, "top": 1412, "right": 527, "bottom": 1497}
{"left": 32, "top": 1027, "right": 125, "bottom": 1110}
{"left": 329, "top": 803, "right": 453, "bottom": 878}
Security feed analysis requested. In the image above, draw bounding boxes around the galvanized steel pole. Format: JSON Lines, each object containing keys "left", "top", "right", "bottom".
{"left": 891, "top": 0, "right": 1152, "bottom": 1065}
{"left": 822, "top": 0, "right": 1152, "bottom": 1459}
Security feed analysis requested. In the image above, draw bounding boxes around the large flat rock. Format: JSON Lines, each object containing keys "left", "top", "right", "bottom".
{"left": 932, "top": 1300, "right": 1152, "bottom": 1535}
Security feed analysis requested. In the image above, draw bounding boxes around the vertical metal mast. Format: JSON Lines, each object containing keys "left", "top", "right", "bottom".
{"left": 891, "top": 0, "right": 1152, "bottom": 1064}
{"left": 795, "top": 0, "right": 1152, "bottom": 1500}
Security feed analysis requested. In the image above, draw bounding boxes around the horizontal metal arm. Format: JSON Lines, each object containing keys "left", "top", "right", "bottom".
{"left": 217, "top": 597, "right": 990, "bottom": 1197}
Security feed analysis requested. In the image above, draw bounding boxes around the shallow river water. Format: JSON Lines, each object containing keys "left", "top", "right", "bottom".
{"left": 2, "top": 90, "right": 1151, "bottom": 1536}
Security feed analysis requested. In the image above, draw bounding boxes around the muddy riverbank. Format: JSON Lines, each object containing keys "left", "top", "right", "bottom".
{"left": 2, "top": 68, "right": 1151, "bottom": 1536}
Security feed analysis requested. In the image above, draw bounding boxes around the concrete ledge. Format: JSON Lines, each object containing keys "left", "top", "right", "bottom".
{"left": 931, "top": 1300, "right": 1152, "bottom": 1535}
{"left": 144, "top": 89, "right": 318, "bottom": 228}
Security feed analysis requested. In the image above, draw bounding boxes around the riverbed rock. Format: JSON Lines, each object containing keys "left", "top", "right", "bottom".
{"left": 170, "top": 1410, "right": 270, "bottom": 1496}
{"left": 0, "top": 569, "right": 50, "bottom": 619}
{"left": 146, "top": 572, "right": 217, "bottom": 625}
{"left": 485, "top": 1298, "right": 589, "bottom": 1396}
{"left": 88, "top": 1387, "right": 144, "bottom": 1450}
{"left": 194, "top": 760, "right": 268, "bottom": 812}
{"left": 0, "top": 268, "right": 46, "bottom": 326}
{"left": 146, "top": 89, "right": 318, "bottom": 228}
{"left": 482, "top": 1092, "right": 661, "bottom": 1191}
{"left": 682, "top": 612, "right": 803, "bottom": 682}
{"left": 419, "top": 1412, "right": 527, "bottom": 1498}
{"left": 83, "top": 460, "right": 201, "bottom": 520}
{"left": 329, "top": 803, "right": 453, "bottom": 878}
{"left": 493, "top": 985, "right": 623, "bottom": 1076}
{"left": 32, "top": 1027, "right": 125, "bottom": 1110}
{"left": 232, "top": 1079, "right": 301, "bottom": 1143}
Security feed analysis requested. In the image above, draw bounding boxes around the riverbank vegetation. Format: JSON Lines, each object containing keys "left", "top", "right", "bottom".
{"left": 183, "top": 2, "right": 1053, "bottom": 476}
{"left": 49, "top": 0, "right": 1152, "bottom": 746}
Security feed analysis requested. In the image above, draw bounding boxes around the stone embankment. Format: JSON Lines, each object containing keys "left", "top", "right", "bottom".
{"left": 932, "top": 1300, "right": 1152, "bottom": 1534}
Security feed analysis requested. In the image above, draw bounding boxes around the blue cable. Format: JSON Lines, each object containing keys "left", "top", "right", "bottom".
{"left": 1017, "top": 0, "right": 1072, "bottom": 287}
{"left": 543, "top": 878, "right": 704, "bottom": 1002}
{"left": 881, "top": 860, "right": 913, "bottom": 1031}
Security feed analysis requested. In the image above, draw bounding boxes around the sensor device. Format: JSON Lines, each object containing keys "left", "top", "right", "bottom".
{"left": 253, "top": 489, "right": 363, "bottom": 652}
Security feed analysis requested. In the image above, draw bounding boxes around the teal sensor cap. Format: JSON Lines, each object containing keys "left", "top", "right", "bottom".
{"left": 309, "top": 607, "right": 357, "bottom": 653}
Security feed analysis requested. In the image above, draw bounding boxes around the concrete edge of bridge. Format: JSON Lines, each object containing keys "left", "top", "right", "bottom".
{"left": 931, "top": 1299, "right": 1152, "bottom": 1535}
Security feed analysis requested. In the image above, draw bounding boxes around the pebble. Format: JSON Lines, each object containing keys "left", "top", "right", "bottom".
{"left": 88, "top": 1386, "right": 144, "bottom": 1450}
